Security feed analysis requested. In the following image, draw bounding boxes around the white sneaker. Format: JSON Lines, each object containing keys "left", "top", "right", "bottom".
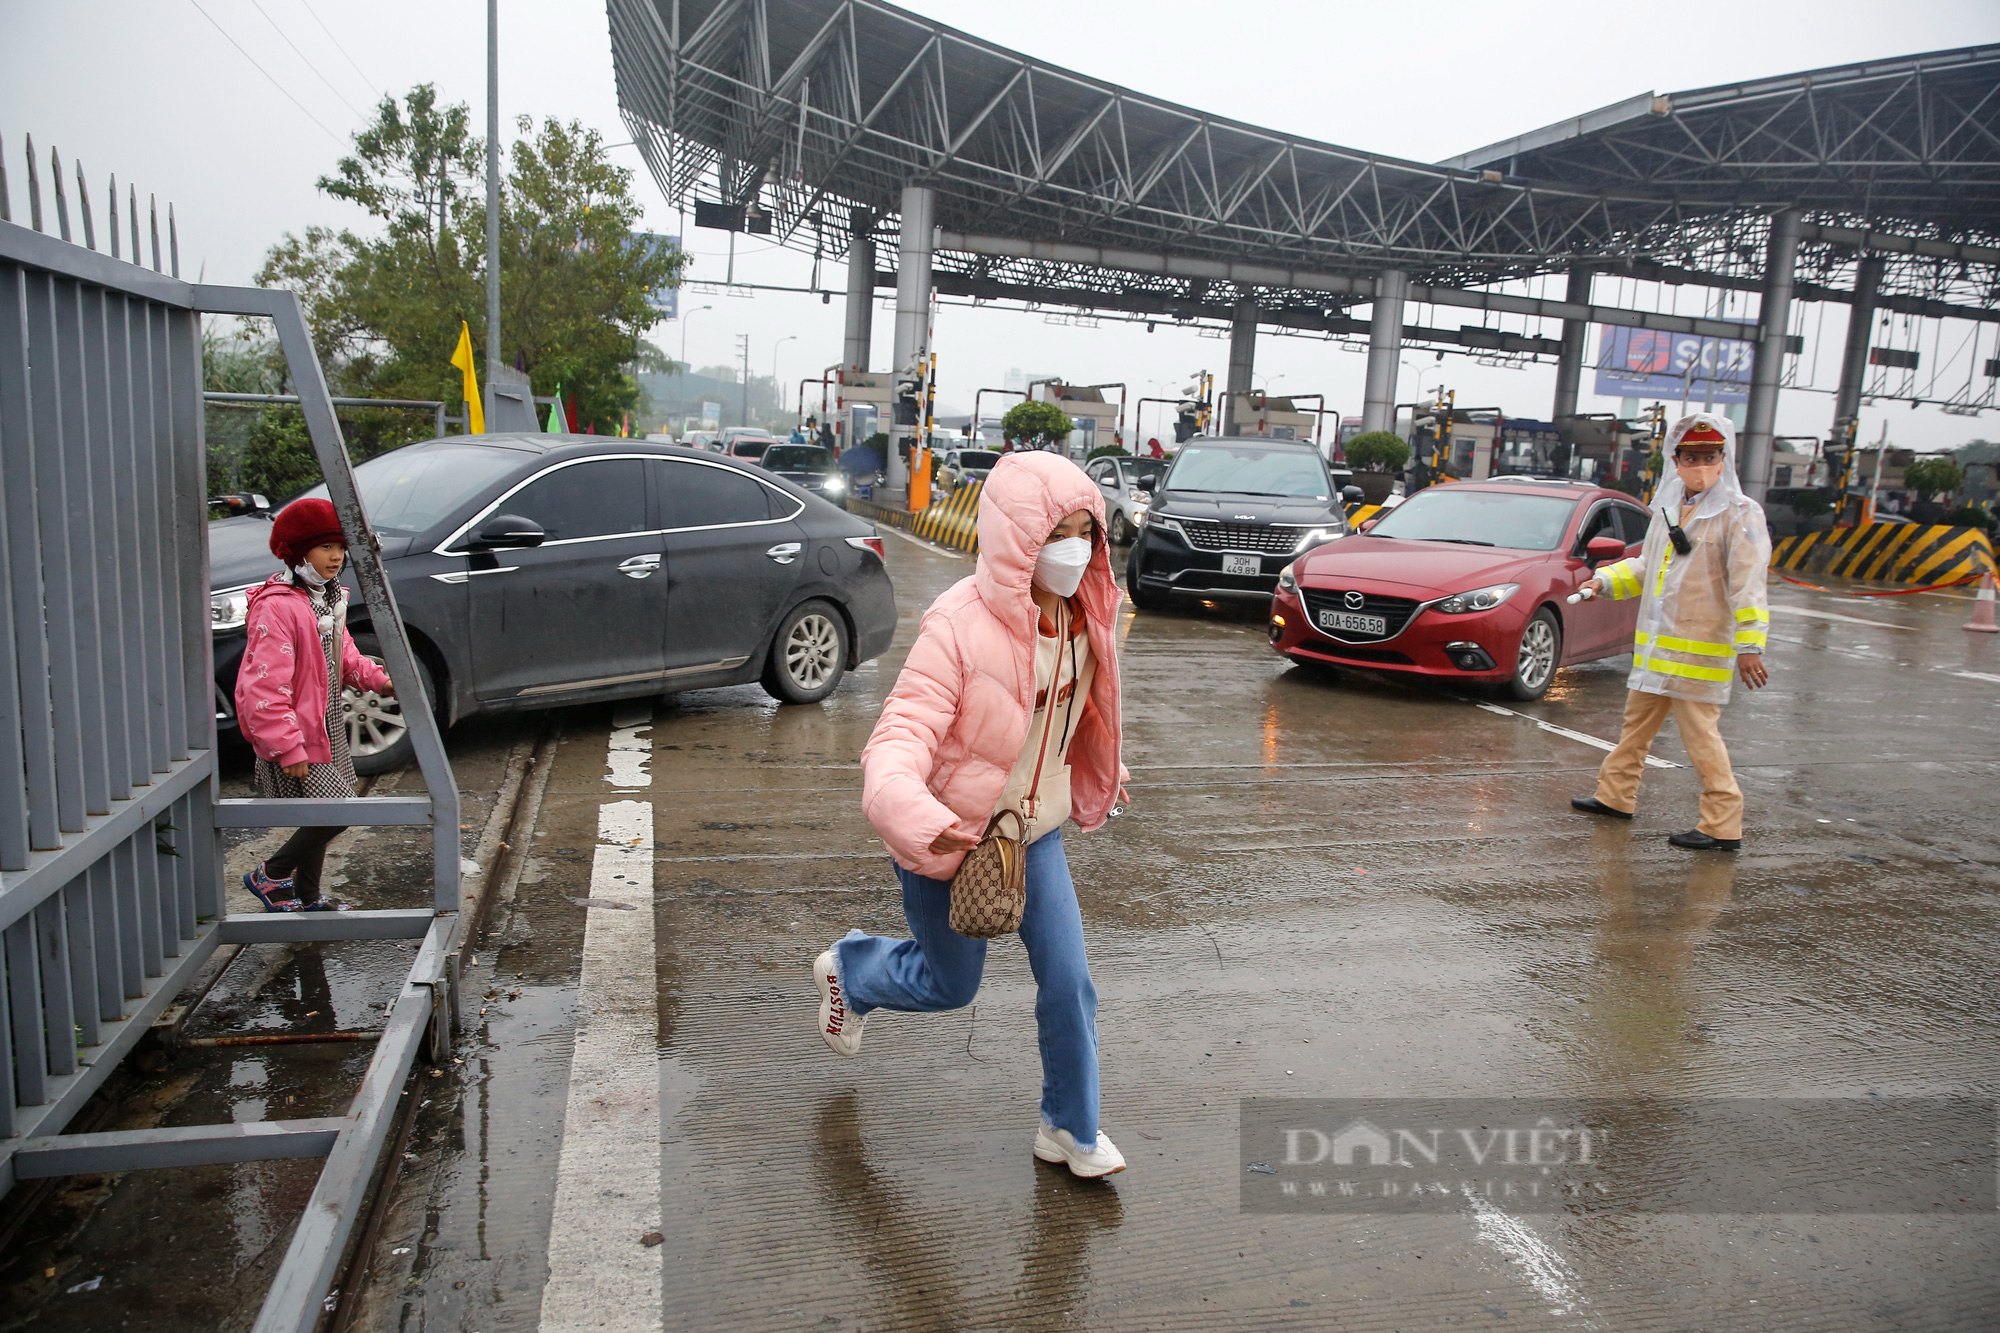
{"left": 1033, "top": 1125, "right": 1127, "bottom": 1177}
{"left": 814, "top": 948, "right": 866, "bottom": 1057}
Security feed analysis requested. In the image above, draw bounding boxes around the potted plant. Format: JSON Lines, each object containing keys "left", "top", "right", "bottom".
{"left": 1344, "top": 431, "right": 1410, "bottom": 504}
{"left": 1000, "top": 400, "right": 1075, "bottom": 453}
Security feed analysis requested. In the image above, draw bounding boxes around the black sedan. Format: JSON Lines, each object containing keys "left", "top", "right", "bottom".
{"left": 209, "top": 435, "right": 897, "bottom": 772}
{"left": 1125, "top": 437, "right": 1350, "bottom": 611}
{"left": 756, "top": 443, "right": 849, "bottom": 507}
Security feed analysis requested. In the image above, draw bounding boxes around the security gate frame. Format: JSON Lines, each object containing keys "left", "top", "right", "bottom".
{"left": 0, "top": 216, "right": 463, "bottom": 1332}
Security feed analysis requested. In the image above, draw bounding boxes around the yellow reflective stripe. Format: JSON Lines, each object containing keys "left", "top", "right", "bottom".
{"left": 1654, "top": 546, "right": 1672, "bottom": 595}
{"left": 1635, "top": 632, "right": 1733, "bottom": 657}
{"left": 1734, "top": 630, "right": 1768, "bottom": 649}
{"left": 1603, "top": 559, "right": 1642, "bottom": 600}
{"left": 1635, "top": 654, "right": 1733, "bottom": 682}
{"left": 1734, "top": 606, "right": 1768, "bottom": 624}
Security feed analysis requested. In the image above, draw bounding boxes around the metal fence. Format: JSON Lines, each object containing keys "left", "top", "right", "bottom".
{"left": 1, "top": 139, "right": 463, "bottom": 1333}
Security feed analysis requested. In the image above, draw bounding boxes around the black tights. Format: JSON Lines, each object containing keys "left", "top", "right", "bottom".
{"left": 265, "top": 826, "right": 348, "bottom": 902}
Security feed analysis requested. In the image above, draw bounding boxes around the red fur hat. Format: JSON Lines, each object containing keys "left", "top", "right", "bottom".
{"left": 269, "top": 497, "right": 346, "bottom": 565}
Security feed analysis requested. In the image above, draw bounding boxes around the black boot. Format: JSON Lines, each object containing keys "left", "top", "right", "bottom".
{"left": 1570, "top": 796, "right": 1633, "bottom": 820}
{"left": 1668, "top": 829, "right": 1740, "bottom": 852}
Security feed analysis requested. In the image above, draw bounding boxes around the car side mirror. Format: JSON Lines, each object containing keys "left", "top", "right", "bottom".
{"left": 1099, "top": 475, "right": 1117, "bottom": 489}
{"left": 472, "top": 514, "right": 546, "bottom": 550}
{"left": 1583, "top": 535, "right": 1626, "bottom": 565}
{"left": 1135, "top": 474, "right": 1157, "bottom": 495}
{"left": 1358, "top": 518, "right": 1378, "bottom": 533}
{"left": 1342, "top": 485, "right": 1365, "bottom": 506}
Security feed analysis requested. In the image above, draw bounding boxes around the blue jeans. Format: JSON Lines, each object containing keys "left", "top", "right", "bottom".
{"left": 835, "top": 828, "right": 1102, "bottom": 1147}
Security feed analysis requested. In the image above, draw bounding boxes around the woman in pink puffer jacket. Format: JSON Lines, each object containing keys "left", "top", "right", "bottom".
{"left": 814, "top": 451, "right": 1132, "bottom": 1177}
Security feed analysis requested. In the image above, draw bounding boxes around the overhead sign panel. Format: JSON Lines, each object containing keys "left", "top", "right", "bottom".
{"left": 1593, "top": 321, "right": 1756, "bottom": 404}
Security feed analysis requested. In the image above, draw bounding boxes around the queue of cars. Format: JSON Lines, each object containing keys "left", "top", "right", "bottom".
{"left": 1117, "top": 435, "right": 1649, "bottom": 701}
{"left": 209, "top": 435, "right": 895, "bottom": 772}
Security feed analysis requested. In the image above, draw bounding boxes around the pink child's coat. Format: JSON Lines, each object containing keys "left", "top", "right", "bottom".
{"left": 233, "top": 574, "right": 391, "bottom": 768}
{"left": 861, "top": 451, "right": 1126, "bottom": 879}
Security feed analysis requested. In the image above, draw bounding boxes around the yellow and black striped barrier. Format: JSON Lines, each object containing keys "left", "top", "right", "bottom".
{"left": 1773, "top": 521, "right": 1996, "bottom": 585}
{"left": 849, "top": 478, "right": 983, "bottom": 555}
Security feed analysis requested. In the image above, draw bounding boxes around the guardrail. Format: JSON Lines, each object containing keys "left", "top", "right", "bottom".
{"left": 1, "top": 205, "right": 461, "bottom": 1332}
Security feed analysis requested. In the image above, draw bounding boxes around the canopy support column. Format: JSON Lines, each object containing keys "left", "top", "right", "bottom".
{"left": 1361, "top": 270, "right": 1407, "bottom": 434}
{"left": 843, "top": 209, "right": 875, "bottom": 373}
{"left": 1551, "top": 265, "right": 1593, "bottom": 422}
{"left": 1741, "top": 208, "right": 1801, "bottom": 502}
{"left": 1223, "top": 298, "right": 1257, "bottom": 435}
{"left": 889, "top": 186, "right": 935, "bottom": 491}
{"left": 1831, "top": 253, "right": 1883, "bottom": 434}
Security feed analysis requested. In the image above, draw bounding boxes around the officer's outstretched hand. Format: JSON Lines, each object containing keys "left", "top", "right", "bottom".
{"left": 1737, "top": 654, "right": 1769, "bottom": 690}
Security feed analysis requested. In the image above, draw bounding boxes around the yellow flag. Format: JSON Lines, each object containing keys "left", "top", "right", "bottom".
{"left": 450, "top": 321, "right": 485, "bottom": 434}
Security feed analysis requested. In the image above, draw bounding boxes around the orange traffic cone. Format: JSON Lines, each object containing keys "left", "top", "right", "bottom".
{"left": 1966, "top": 570, "right": 2000, "bottom": 633}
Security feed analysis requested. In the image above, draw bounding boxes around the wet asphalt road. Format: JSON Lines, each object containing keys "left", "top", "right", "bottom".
{"left": 7, "top": 528, "right": 1999, "bottom": 1331}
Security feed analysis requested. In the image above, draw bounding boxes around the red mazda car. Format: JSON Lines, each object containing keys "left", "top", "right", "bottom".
{"left": 1268, "top": 478, "right": 1650, "bottom": 699}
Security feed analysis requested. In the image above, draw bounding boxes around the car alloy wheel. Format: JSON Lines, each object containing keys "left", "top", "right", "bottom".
{"left": 344, "top": 661, "right": 407, "bottom": 759}
{"left": 1508, "top": 609, "right": 1562, "bottom": 700}
{"left": 786, "top": 612, "right": 841, "bottom": 690}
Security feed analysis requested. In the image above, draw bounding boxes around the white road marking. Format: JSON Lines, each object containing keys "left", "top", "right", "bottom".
{"left": 540, "top": 701, "right": 661, "bottom": 1333}
{"left": 1464, "top": 1191, "right": 1597, "bottom": 1324}
{"left": 606, "top": 714, "right": 654, "bottom": 788}
{"left": 874, "top": 521, "right": 966, "bottom": 558}
{"left": 1774, "top": 605, "right": 1918, "bottom": 631}
{"left": 1953, "top": 670, "right": 2000, "bottom": 684}
{"left": 1474, "top": 701, "right": 1678, "bottom": 768}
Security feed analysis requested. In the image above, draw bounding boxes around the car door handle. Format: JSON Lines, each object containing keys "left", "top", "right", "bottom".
{"left": 618, "top": 554, "right": 662, "bottom": 579}
{"left": 766, "top": 542, "right": 802, "bottom": 565}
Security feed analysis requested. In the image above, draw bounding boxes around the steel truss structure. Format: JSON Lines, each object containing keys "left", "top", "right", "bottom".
{"left": 611, "top": 1, "right": 2000, "bottom": 319}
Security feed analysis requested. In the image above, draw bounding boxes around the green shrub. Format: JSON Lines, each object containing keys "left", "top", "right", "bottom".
{"left": 1086, "top": 444, "right": 1130, "bottom": 460}
{"left": 1945, "top": 504, "right": 1993, "bottom": 533}
{"left": 1903, "top": 456, "right": 1963, "bottom": 502}
{"left": 1001, "top": 400, "right": 1074, "bottom": 448}
{"left": 1345, "top": 431, "right": 1410, "bottom": 472}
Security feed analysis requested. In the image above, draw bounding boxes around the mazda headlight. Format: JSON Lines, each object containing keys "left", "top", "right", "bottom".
{"left": 210, "top": 588, "right": 251, "bottom": 633}
{"left": 1434, "top": 583, "right": 1520, "bottom": 614}
{"left": 1277, "top": 563, "right": 1298, "bottom": 594}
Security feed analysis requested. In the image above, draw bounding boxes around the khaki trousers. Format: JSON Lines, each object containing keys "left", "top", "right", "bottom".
{"left": 1594, "top": 689, "right": 1743, "bottom": 839}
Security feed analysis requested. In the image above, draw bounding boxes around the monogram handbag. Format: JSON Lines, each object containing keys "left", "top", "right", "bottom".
{"left": 949, "top": 619, "right": 1074, "bottom": 938}
{"left": 947, "top": 808, "right": 1029, "bottom": 938}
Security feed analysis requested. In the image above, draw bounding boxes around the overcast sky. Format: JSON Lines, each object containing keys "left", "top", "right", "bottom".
{"left": 4, "top": 0, "right": 1996, "bottom": 449}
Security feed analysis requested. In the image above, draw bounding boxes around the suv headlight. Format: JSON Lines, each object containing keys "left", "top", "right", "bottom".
{"left": 210, "top": 588, "right": 251, "bottom": 633}
{"left": 824, "top": 474, "right": 847, "bottom": 493}
{"left": 1292, "top": 527, "right": 1343, "bottom": 554}
{"left": 1145, "top": 514, "right": 1186, "bottom": 539}
{"left": 1434, "top": 582, "right": 1520, "bottom": 614}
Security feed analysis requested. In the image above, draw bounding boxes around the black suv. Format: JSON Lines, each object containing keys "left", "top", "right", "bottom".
{"left": 1125, "top": 437, "right": 1353, "bottom": 611}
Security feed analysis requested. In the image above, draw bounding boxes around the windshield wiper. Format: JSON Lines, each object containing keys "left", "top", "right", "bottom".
{"left": 1423, "top": 537, "right": 1496, "bottom": 546}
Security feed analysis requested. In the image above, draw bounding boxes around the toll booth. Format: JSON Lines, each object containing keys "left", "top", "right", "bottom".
{"left": 1033, "top": 381, "right": 1122, "bottom": 460}
{"left": 835, "top": 369, "right": 894, "bottom": 454}
{"left": 1223, "top": 392, "right": 1317, "bottom": 441}
{"left": 1553, "top": 414, "right": 1657, "bottom": 487}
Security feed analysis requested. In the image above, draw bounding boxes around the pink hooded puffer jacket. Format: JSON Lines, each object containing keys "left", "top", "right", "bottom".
{"left": 234, "top": 575, "right": 392, "bottom": 767}
{"left": 862, "top": 451, "right": 1126, "bottom": 879}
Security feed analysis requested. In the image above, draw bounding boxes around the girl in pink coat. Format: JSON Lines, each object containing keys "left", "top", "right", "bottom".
{"left": 816, "top": 451, "right": 1131, "bottom": 1177}
{"left": 234, "top": 498, "right": 394, "bottom": 912}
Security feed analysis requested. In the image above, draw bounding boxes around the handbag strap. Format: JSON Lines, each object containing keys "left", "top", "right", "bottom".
{"left": 1021, "top": 600, "right": 1069, "bottom": 828}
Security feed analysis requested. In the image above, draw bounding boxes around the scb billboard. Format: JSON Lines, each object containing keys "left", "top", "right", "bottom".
{"left": 1593, "top": 321, "right": 1755, "bottom": 404}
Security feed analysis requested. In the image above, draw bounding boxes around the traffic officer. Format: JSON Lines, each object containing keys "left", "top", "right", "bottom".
{"left": 1570, "top": 412, "right": 1772, "bottom": 850}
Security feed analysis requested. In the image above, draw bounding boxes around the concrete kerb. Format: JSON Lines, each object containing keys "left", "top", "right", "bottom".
{"left": 1773, "top": 521, "right": 1997, "bottom": 586}
{"left": 850, "top": 478, "right": 983, "bottom": 555}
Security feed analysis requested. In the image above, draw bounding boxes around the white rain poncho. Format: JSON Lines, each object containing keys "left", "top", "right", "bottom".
{"left": 1596, "top": 412, "right": 1772, "bottom": 704}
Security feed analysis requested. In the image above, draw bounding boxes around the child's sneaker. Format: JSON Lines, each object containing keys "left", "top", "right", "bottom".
{"left": 814, "top": 948, "right": 866, "bottom": 1057}
{"left": 1033, "top": 1125, "right": 1127, "bottom": 1177}
{"left": 244, "top": 864, "right": 300, "bottom": 912}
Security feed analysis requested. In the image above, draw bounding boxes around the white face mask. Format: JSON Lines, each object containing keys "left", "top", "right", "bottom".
{"left": 1033, "top": 536, "right": 1093, "bottom": 598}
{"left": 291, "top": 561, "right": 331, "bottom": 588}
